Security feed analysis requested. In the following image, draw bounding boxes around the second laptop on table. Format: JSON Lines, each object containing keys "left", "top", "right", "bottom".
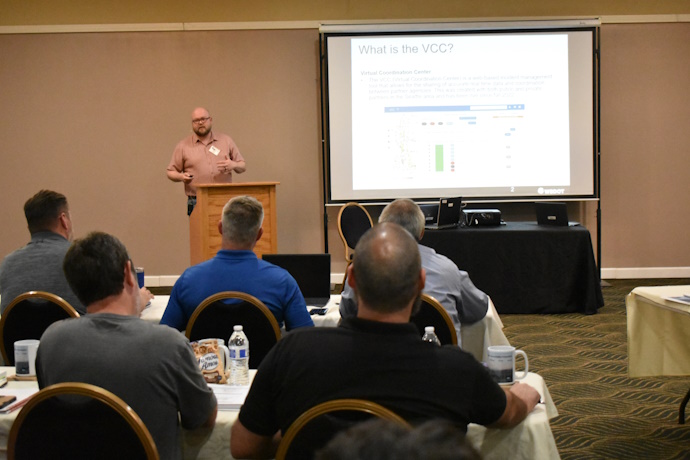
{"left": 261, "top": 254, "right": 331, "bottom": 307}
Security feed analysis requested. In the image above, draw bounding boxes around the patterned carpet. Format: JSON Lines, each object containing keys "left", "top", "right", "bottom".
{"left": 499, "top": 279, "right": 690, "bottom": 460}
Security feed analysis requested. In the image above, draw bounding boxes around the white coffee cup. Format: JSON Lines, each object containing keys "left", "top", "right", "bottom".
{"left": 487, "top": 345, "right": 528, "bottom": 385}
{"left": 14, "top": 339, "right": 40, "bottom": 376}
{"left": 198, "top": 338, "right": 230, "bottom": 373}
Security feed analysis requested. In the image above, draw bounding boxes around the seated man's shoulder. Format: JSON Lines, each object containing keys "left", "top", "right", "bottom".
{"left": 2, "top": 242, "right": 57, "bottom": 269}
{"left": 257, "top": 258, "right": 284, "bottom": 272}
{"left": 422, "top": 246, "right": 458, "bottom": 268}
{"left": 41, "top": 315, "right": 80, "bottom": 337}
{"left": 171, "top": 260, "right": 221, "bottom": 290}
{"left": 48, "top": 315, "right": 186, "bottom": 345}
{"left": 0, "top": 247, "right": 21, "bottom": 265}
{"left": 181, "top": 258, "right": 216, "bottom": 277}
{"left": 277, "top": 325, "right": 336, "bottom": 346}
{"left": 256, "top": 260, "right": 294, "bottom": 282}
{"left": 135, "top": 319, "right": 192, "bottom": 344}
{"left": 97, "top": 318, "right": 196, "bottom": 360}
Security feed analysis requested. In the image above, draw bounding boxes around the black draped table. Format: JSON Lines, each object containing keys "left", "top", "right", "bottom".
{"left": 420, "top": 222, "right": 604, "bottom": 315}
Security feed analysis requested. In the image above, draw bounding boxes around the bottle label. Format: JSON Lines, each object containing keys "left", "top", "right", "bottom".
{"left": 230, "top": 348, "right": 248, "bottom": 359}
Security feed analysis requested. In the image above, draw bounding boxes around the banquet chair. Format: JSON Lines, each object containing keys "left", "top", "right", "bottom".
{"left": 410, "top": 293, "right": 458, "bottom": 346}
{"left": 337, "top": 202, "right": 374, "bottom": 265}
{"left": 7, "top": 382, "right": 159, "bottom": 460}
{"left": 0, "top": 291, "right": 80, "bottom": 365}
{"left": 275, "top": 399, "right": 411, "bottom": 460}
{"left": 185, "top": 291, "right": 281, "bottom": 369}
{"left": 337, "top": 202, "right": 373, "bottom": 293}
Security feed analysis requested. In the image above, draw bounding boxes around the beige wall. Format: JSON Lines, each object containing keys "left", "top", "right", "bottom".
{"left": 2, "top": 1, "right": 689, "bottom": 25}
{"left": 1, "top": 2, "right": 689, "bottom": 281}
{"left": 0, "top": 29, "right": 323, "bottom": 280}
{"left": 600, "top": 23, "right": 690, "bottom": 272}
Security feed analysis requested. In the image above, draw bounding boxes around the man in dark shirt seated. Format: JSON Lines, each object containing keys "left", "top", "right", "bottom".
{"left": 37, "top": 232, "right": 217, "bottom": 460}
{"left": 230, "top": 222, "right": 540, "bottom": 459}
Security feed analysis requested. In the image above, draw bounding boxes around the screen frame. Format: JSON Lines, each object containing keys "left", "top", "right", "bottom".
{"left": 319, "top": 20, "right": 600, "bottom": 205}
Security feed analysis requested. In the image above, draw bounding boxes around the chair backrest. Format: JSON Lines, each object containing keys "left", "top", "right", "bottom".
{"left": 8, "top": 382, "right": 159, "bottom": 460}
{"left": 337, "top": 202, "right": 374, "bottom": 263}
{"left": 409, "top": 294, "right": 458, "bottom": 346}
{"left": 185, "top": 291, "right": 281, "bottom": 369}
{"left": 0, "top": 291, "right": 80, "bottom": 365}
{"left": 275, "top": 399, "right": 411, "bottom": 460}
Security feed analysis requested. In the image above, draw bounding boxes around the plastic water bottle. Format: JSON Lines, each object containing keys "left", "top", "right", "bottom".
{"left": 229, "top": 325, "right": 249, "bottom": 385}
{"left": 422, "top": 326, "right": 441, "bottom": 346}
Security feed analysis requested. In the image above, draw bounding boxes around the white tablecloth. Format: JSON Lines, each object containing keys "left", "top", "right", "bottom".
{"left": 467, "top": 372, "right": 559, "bottom": 460}
{"left": 141, "top": 295, "right": 342, "bottom": 328}
{"left": 626, "top": 285, "right": 690, "bottom": 377}
{"left": 462, "top": 298, "right": 510, "bottom": 362}
{"left": 143, "top": 295, "right": 510, "bottom": 362}
{"left": 0, "top": 368, "right": 558, "bottom": 460}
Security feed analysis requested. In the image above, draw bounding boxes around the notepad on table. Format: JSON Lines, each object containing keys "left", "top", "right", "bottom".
{"left": 208, "top": 384, "right": 250, "bottom": 411}
{"left": 664, "top": 295, "right": 690, "bottom": 306}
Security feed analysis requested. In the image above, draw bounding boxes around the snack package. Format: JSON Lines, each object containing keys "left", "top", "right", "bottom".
{"left": 191, "top": 340, "right": 228, "bottom": 384}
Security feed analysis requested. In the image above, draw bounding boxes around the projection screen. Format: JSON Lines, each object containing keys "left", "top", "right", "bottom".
{"left": 321, "top": 20, "right": 599, "bottom": 204}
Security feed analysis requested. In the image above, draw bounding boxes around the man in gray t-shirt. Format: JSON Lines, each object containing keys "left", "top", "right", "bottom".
{"left": 37, "top": 232, "right": 217, "bottom": 460}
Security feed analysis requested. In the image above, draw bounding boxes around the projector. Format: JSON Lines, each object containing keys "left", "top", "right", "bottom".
{"left": 463, "top": 209, "right": 502, "bottom": 227}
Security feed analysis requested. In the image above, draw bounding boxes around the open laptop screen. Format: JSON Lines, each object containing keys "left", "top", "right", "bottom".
{"left": 535, "top": 202, "right": 578, "bottom": 226}
{"left": 261, "top": 254, "right": 331, "bottom": 306}
{"left": 425, "top": 197, "right": 462, "bottom": 230}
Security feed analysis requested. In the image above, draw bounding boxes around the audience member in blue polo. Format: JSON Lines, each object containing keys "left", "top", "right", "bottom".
{"left": 160, "top": 195, "right": 314, "bottom": 332}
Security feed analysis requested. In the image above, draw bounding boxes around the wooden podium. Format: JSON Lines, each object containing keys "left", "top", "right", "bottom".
{"left": 189, "top": 182, "right": 279, "bottom": 265}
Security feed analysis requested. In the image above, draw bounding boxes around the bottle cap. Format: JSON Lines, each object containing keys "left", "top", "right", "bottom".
{"left": 234, "top": 325, "right": 243, "bottom": 331}
{"left": 424, "top": 326, "right": 435, "bottom": 333}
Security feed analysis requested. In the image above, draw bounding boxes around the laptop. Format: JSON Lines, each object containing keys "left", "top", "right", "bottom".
{"left": 424, "top": 197, "right": 462, "bottom": 230}
{"left": 261, "top": 254, "right": 331, "bottom": 307}
{"left": 535, "top": 202, "right": 580, "bottom": 227}
{"left": 419, "top": 203, "right": 440, "bottom": 225}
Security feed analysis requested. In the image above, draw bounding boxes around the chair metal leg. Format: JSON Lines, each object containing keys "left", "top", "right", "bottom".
{"left": 680, "top": 387, "right": 690, "bottom": 424}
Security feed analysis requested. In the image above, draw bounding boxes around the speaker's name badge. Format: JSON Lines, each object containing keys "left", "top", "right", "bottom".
{"left": 209, "top": 146, "right": 221, "bottom": 156}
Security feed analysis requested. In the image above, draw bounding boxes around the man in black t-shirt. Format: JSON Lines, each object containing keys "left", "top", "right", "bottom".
{"left": 231, "top": 223, "right": 540, "bottom": 459}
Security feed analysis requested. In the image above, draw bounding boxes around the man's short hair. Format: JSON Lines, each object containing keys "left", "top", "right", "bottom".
{"left": 316, "top": 418, "right": 481, "bottom": 460}
{"left": 24, "top": 190, "right": 68, "bottom": 234}
{"left": 221, "top": 196, "right": 264, "bottom": 247}
{"left": 378, "top": 199, "right": 425, "bottom": 241}
{"left": 352, "top": 222, "right": 421, "bottom": 313}
{"left": 63, "top": 232, "right": 131, "bottom": 307}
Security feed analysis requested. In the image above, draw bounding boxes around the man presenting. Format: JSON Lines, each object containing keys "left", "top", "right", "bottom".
{"left": 340, "top": 199, "right": 488, "bottom": 343}
{"left": 160, "top": 196, "right": 313, "bottom": 332}
{"left": 230, "top": 223, "right": 540, "bottom": 459}
{"left": 167, "top": 107, "right": 246, "bottom": 215}
{"left": 37, "top": 232, "right": 217, "bottom": 460}
{"left": 0, "top": 190, "right": 84, "bottom": 314}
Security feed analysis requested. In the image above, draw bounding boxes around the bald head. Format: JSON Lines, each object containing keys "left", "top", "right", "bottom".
{"left": 351, "top": 222, "right": 423, "bottom": 314}
{"left": 191, "top": 107, "right": 209, "bottom": 118}
{"left": 378, "top": 199, "right": 426, "bottom": 241}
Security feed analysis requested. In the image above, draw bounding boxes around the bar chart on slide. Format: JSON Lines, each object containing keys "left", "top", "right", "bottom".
{"left": 381, "top": 104, "right": 528, "bottom": 187}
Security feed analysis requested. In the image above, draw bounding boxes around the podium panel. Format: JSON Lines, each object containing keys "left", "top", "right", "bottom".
{"left": 190, "top": 182, "right": 279, "bottom": 265}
